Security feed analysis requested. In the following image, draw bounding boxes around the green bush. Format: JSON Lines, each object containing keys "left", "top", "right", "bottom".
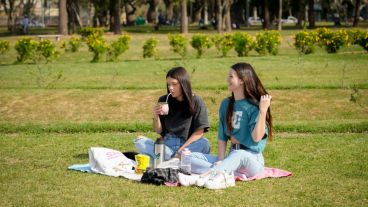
{"left": 349, "top": 30, "right": 368, "bottom": 52}
{"left": 211, "top": 33, "right": 234, "bottom": 57}
{"left": 232, "top": 32, "right": 254, "bottom": 57}
{"left": 142, "top": 37, "right": 159, "bottom": 59}
{"left": 293, "top": 30, "right": 319, "bottom": 54}
{"left": 168, "top": 34, "right": 188, "bottom": 58}
{"left": 0, "top": 40, "right": 10, "bottom": 55}
{"left": 14, "top": 38, "right": 38, "bottom": 63}
{"left": 254, "top": 31, "right": 281, "bottom": 55}
{"left": 190, "top": 34, "right": 212, "bottom": 58}
{"left": 79, "top": 27, "right": 104, "bottom": 38}
{"left": 86, "top": 33, "right": 108, "bottom": 63}
{"left": 37, "top": 39, "right": 59, "bottom": 63}
{"left": 68, "top": 36, "right": 82, "bottom": 52}
{"left": 316, "top": 28, "right": 349, "bottom": 53}
{"left": 107, "top": 34, "right": 131, "bottom": 61}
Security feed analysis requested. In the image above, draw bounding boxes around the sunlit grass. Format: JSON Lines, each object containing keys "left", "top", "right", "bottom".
{"left": 0, "top": 132, "right": 367, "bottom": 206}
{"left": 0, "top": 89, "right": 367, "bottom": 123}
{"left": 0, "top": 29, "right": 367, "bottom": 206}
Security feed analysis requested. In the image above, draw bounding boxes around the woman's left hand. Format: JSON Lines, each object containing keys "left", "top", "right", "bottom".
{"left": 259, "top": 94, "right": 272, "bottom": 113}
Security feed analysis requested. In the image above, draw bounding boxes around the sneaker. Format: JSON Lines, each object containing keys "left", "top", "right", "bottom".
{"left": 178, "top": 173, "right": 199, "bottom": 186}
{"left": 204, "top": 171, "right": 236, "bottom": 190}
{"left": 196, "top": 170, "right": 215, "bottom": 187}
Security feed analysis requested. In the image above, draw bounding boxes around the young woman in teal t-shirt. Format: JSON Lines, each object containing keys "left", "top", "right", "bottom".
{"left": 179, "top": 62, "right": 273, "bottom": 189}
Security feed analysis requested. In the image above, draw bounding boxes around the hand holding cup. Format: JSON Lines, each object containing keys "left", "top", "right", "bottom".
{"left": 153, "top": 102, "right": 169, "bottom": 116}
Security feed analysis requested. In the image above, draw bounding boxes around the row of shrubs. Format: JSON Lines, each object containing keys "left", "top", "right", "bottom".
{"left": 294, "top": 28, "right": 368, "bottom": 54}
{"left": 0, "top": 30, "right": 281, "bottom": 63}
{"left": 0, "top": 28, "right": 367, "bottom": 64}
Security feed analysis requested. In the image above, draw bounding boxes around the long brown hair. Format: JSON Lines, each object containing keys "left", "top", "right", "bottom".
{"left": 166, "top": 67, "right": 196, "bottom": 115}
{"left": 225, "top": 62, "right": 273, "bottom": 140}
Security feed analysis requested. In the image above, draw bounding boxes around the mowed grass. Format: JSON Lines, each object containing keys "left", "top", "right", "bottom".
{"left": 0, "top": 89, "right": 367, "bottom": 123}
{"left": 0, "top": 53, "right": 367, "bottom": 89}
{"left": 0, "top": 132, "right": 367, "bottom": 206}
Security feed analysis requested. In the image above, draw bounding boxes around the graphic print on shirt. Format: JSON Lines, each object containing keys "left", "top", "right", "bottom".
{"left": 232, "top": 111, "right": 243, "bottom": 129}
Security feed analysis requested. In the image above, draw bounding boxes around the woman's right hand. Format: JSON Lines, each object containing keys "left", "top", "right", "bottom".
{"left": 259, "top": 94, "right": 272, "bottom": 114}
{"left": 153, "top": 104, "right": 163, "bottom": 116}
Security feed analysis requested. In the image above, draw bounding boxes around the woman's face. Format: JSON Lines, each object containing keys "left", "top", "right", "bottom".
{"left": 167, "top": 77, "right": 183, "bottom": 100}
{"left": 227, "top": 69, "right": 243, "bottom": 92}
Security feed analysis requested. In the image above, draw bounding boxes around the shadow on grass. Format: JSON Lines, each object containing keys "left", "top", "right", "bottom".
{"left": 73, "top": 153, "right": 89, "bottom": 160}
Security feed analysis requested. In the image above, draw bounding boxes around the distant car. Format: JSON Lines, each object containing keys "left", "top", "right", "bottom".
{"left": 248, "top": 17, "right": 262, "bottom": 25}
{"left": 281, "top": 16, "right": 298, "bottom": 24}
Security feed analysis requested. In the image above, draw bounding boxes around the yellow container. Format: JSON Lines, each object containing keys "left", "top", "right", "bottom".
{"left": 135, "top": 154, "right": 150, "bottom": 174}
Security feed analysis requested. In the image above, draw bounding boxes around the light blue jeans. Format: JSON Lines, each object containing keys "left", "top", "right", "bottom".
{"left": 134, "top": 133, "right": 211, "bottom": 165}
{"left": 190, "top": 147, "right": 265, "bottom": 177}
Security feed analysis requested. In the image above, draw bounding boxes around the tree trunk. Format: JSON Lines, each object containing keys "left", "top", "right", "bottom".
{"left": 245, "top": 0, "right": 249, "bottom": 27}
{"left": 192, "top": 0, "right": 204, "bottom": 23}
{"left": 146, "top": 0, "right": 160, "bottom": 23}
{"left": 1, "top": 0, "right": 16, "bottom": 32}
{"left": 109, "top": 0, "right": 114, "bottom": 32}
{"left": 263, "top": 0, "right": 270, "bottom": 29}
{"left": 353, "top": 0, "right": 361, "bottom": 27}
{"left": 224, "top": 0, "right": 231, "bottom": 32}
{"left": 24, "top": 0, "right": 36, "bottom": 16}
{"left": 113, "top": 0, "right": 121, "bottom": 34}
{"left": 164, "top": 0, "right": 174, "bottom": 23}
{"left": 308, "top": 0, "right": 315, "bottom": 29}
{"left": 181, "top": 0, "right": 188, "bottom": 33}
{"left": 91, "top": 0, "right": 109, "bottom": 27}
{"left": 59, "top": 0, "right": 68, "bottom": 35}
{"left": 125, "top": 2, "right": 136, "bottom": 26}
{"left": 296, "top": 0, "right": 304, "bottom": 27}
{"left": 278, "top": 0, "right": 282, "bottom": 31}
{"left": 67, "top": 0, "right": 82, "bottom": 34}
{"left": 217, "top": 0, "right": 222, "bottom": 33}
{"left": 231, "top": 0, "right": 245, "bottom": 26}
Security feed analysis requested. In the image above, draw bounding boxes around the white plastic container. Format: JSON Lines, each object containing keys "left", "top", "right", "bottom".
{"left": 180, "top": 148, "right": 191, "bottom": 173}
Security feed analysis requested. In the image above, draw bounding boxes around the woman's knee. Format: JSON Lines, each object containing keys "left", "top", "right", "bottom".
{"left": 198, "top": 137, "right": 211, "bottom": 153}
{"left": 134, "top": 136, "right": 153, "bottom": 153}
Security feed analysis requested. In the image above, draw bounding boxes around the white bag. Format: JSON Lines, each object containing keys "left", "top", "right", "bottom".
{"left": 88, "top": 147, "right": 140, "bottom": 180}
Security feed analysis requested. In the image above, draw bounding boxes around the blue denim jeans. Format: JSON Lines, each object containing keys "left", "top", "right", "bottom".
{"left": 134, "top": 133, "right": 211, "bottom": 166}
{"left": 190, "top": 147, "right": 265, "bottom": 177}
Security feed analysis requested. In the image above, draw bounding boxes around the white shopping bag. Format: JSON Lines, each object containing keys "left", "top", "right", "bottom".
{"left": 88, "top": 147, "right": 141, "bottom": 180}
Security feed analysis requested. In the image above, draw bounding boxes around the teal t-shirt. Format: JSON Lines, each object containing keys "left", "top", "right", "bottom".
{"left": 218, "top": 98, "right": 268, "bottom": 153}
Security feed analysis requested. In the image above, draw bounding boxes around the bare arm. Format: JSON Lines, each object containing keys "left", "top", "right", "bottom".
{"left": 153, "top": 115, "right": 162, "bottom": 134}
{"left": 177, "top": 128, "right": 204, "bottom": 152}
{"left": 217, "top": 139, "right": 227, "bottom": 161}
{"left": 252, "top": 94, "right": 272, "bottom": 142}
{"left": 152, "top": 104, "right": 165, "bottom": 134}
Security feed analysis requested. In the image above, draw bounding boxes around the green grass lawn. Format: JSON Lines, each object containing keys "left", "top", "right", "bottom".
{"left": 0, "top": 30, "right": 367, "bottom": 206}
{"left": 0, "top": 132, "right": 367, "bottom": 206}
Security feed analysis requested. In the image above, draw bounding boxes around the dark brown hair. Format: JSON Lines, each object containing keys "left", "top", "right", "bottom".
{"left": 166, "top": 67, "right": 195, "bottom": 115}
{"left": 225, "top": 62, "right": 273, "bottom": 140}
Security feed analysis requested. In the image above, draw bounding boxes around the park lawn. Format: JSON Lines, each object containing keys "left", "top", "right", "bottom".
{"left": 0, "top": 29, "right": 367, "bottom": 206}
{"left": 0, "top": 53, "right": 368, "bottom": 90}
{"left": 0, "top": 131, "right": 367, "bottom": 207}
{"left": 0, "top": 89, "right": 367, "bottom": 124}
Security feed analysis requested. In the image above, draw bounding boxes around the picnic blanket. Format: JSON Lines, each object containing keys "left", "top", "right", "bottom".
{"left": 68, "top": 147, "right": 292, "bottom": 184}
